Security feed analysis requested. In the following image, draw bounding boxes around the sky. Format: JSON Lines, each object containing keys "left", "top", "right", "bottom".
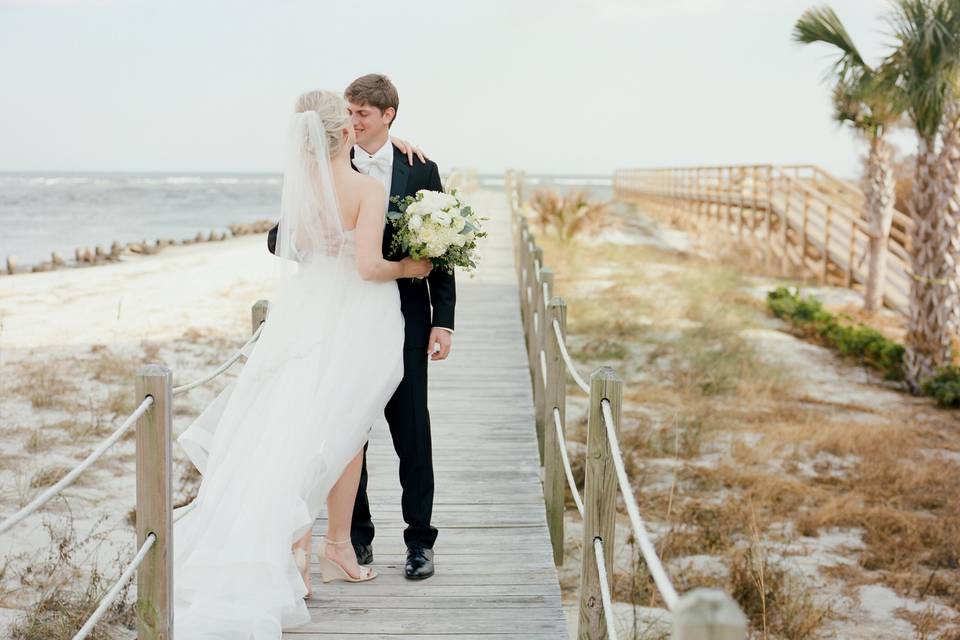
{"left": 0, "top": 0, "right": 918, "bottom": 178}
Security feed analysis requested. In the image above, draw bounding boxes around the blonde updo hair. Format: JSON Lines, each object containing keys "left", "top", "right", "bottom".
{"left": 294, "top": 90, "right": 352, "bottom": 157}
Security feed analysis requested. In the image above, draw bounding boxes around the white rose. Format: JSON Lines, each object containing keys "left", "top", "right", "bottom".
{"left": 408, "top": 214, "right": 423, "bottom": 230}
{"left": 431, "top": 209, "right": 453, "bottom": 225}
{"left": 450, "top": 215, "right": 466, "bottom": 232}
{"left": 417, "top": 190, "right": 458, "bottom": 213}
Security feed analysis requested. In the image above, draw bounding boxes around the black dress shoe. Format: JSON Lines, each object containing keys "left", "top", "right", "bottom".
{"left": 353, "top": 542, "right": 373, "bottom": 566}
{"left": 405, "top": 546, "right": 434, "bottom": 580}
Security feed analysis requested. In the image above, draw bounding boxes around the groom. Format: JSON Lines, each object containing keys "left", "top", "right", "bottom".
{"left": 267, "top": 74, "right": 455, "bottom": 580}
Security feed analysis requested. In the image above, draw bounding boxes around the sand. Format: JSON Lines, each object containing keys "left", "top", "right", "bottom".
{"left": 0, "top": 232, "right": 277, "bottom": 629}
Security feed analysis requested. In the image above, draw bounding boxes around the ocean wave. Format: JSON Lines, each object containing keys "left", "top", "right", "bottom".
{"left": 0, "top": 174, "right": 282, "bottom": 187}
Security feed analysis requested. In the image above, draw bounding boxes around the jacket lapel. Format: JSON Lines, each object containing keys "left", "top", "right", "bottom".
{"left": 390, "top": 147, "right": 410, "bottom": 208}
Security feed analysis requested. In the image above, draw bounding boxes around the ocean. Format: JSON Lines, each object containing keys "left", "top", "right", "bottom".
{"left": 0, "top": 172, "right": 612, "bottom": 268}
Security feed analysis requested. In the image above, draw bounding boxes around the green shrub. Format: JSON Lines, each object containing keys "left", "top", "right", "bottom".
{"left": 920, "top": 367, "right": 960, "bottom": 408}
{"left": 766, "top": 287, "right": 904, "bottom": 380}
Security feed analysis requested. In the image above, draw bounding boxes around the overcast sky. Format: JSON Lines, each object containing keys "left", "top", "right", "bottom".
{"left": 0, "top": 0, "right": 914, "bottom": 178}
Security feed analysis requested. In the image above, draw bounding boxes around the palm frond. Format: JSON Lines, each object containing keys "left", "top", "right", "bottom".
{"left": 793, "top": 5, "right": 866, "bottom": 75}
{"left": 885, "top": 0, "right": 960, "bottom": 137}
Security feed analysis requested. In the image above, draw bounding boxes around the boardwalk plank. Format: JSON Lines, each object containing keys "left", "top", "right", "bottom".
{"left": 282, "top": 192, "right": 567, "bottom": 638}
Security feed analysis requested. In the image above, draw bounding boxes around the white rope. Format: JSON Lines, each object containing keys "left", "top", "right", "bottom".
{"left": 551, "top": 319, "right": 590, "bottom": 393}
{"left": 173, "top": 323, "right": 263, "bottom": 396}
{"left": 534, "top": 259, "right": 541, "bottom": 281}
{"left": 539, "top": 350, "right": 547, "bottom": 387}
{"left": 543, "top": 282, "right": 550, "bottom": 305}
{"left": 593, "top": 537, "right": 619, "bottom": 640}
{"left": 0, "top": 397, "right": 154, "bottom": 536}
{"left": 533, "top": 311, "right": 539, "bottom": 338}
{"left": 527, "top": 286, "right": 533, "bottom": 305}
{"left": 553, "top": 407, "right": 585, "bottom": 518}
{"left": 601, "top": 399, "right": 679, "bottom": 610}
{"left": 73, "top": 533, "right": 156, "bottom": 640}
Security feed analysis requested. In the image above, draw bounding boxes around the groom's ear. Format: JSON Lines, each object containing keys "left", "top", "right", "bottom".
{"left": 383, "top": 106, "right": 396, "bottom": 129}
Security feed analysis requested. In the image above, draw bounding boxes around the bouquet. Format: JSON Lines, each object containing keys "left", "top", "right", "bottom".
{"left": 387, "top": 189, "right": 486, "bottom": 274}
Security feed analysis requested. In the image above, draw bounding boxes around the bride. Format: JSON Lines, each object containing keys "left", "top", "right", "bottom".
{"left": 171, "top": 89, "right": 432, "bottom": 638}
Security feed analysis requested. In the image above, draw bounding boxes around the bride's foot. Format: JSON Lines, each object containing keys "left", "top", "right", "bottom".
{"left": 293, "top": 547, "right": 312, "bottom": 598}
{"left": 318, "top": 537, "right": 377, "bottom": 583}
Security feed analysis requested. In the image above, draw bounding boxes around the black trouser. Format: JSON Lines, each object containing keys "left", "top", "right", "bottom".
{"left": 351, "top": 348, "right": 437, "bottom": 549}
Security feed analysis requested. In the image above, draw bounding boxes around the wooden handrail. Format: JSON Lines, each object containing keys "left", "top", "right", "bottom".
{"left": 613, "top": 164, "right": 911, "bottom": 315}
{"left": 505, "top": 170, "right": 748, "bottom": 640}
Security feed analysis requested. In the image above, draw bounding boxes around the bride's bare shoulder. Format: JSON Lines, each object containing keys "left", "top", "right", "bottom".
{"left": 350, "top": 172, "right": 385, "bottom": 203}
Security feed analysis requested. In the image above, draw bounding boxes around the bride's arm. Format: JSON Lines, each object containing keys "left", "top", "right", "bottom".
{"left": 355, "top": 181, "right": 431, "bottom": 281}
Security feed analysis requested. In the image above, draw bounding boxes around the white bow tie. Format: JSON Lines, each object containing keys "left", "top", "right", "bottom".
{"left": 354, "top": 153, "right": 391, "bottom": 174}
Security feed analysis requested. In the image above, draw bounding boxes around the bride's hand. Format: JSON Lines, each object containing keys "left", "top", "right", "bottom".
{"left": 401, "top": 257, "right": 432, "bottom": 279}
{"left": 390, "top": 136, "right": 428, "bottom": 166}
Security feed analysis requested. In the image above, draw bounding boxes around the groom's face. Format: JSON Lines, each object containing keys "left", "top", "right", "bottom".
{"left": 347, "top": 101, "right": 395, "bottom": 148}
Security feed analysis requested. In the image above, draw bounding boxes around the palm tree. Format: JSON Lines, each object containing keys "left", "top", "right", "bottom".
{"left": 886, "top": 0, "right": 960, "bottom": 388}
{"left": 794, "top": 7, "right": 904, "bottom": 312}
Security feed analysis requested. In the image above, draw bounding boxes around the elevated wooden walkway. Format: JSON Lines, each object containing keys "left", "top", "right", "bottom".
{"left": 615, "top": 164, "right": 914, "bottom": 314}
{"left": 287, "top": 191, "right": 569, "bottom": 638}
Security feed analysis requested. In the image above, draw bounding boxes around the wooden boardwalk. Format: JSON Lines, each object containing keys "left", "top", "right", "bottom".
{"left": 285, "top": 191, "right": 569, "bottom": 638}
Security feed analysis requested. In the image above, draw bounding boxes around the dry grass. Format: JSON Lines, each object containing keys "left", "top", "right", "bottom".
{"left": 527, "top": 188, "right": 608, "bottom": 241}
{"left": 29, "top": 465, "right": 71, "bottom": 489}
{"left": 13, "top": 363, "right": 76, "bottom": 409}
{"left": 538, "top": 205, "right": 960, "bottom": 636}
{"left": 4, "top": 518, "right": 136, "bottom": 640}
{"left": 728, "top": 545, "right": 831, "bottom": 640}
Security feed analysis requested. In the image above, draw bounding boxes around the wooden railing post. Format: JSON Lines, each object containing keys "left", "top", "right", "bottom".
{"left": 252, "top": 299, "right": 269, "bottom": 334}
{"left": 535, "top": 268, "right": 554, "bottom": 464}
{"left": 577, "top": 367, "right": 622, "bottom": 640}
{"left": 822, "top": 203, "right": 833, "bottom": 284}
{"left": 672, "top": 588, "right": 748, "bottom": 640}
{"left": 764, "top": 166, "right": 774, "bottom": 267}
{"left": 800, "top": 191, "right": 810, "bottom": 276}
{"left": 847, "top": 219, "right": 857, "bottom": 288}
{"left": 518, "top": 228, "right": 532, "bottom": 334}
{"left": 781, "top": 176, "right": 792, "bottom": 275}
{"left": 543, "top": 297, "right": 567, "bottom": 567}
{"left": 526, "top": 246, "right": 545, "bottom": 426}
{"left": 135, "top": 365, "right": 173, "bottom": 640}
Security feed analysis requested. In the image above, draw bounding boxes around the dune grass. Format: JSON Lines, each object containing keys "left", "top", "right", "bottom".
{"left": 537, "top": 211, "right": 960, "bottom": 637}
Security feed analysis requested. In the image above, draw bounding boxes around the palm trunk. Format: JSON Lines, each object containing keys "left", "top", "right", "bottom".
{"left": 863, "top": 134, "right": 896, "bottom": 312}
{"left": 904, "top": 117, "right": 960, "bottom": 389}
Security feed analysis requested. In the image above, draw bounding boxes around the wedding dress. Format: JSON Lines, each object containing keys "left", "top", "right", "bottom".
{"left": 171, "top": 110, "right": 404, "bottom": 638}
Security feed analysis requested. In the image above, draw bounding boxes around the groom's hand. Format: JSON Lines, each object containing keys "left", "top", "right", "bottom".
{"left": 427, "top": 328, "right": 452, "bottom": 361}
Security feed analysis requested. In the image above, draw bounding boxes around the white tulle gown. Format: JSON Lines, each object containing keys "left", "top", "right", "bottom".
{"left": 172, "top": 230, "right": 404, "bottom": 638}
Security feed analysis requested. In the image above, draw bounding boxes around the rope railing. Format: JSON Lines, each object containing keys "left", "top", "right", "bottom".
{"left": 73, "top": 533, "right": 156, "bottom": 640}
{"left": 553, "top": 407, "right": 584, "bottom": 517}
{"left": 0, "top": 396, "right": 154, "bottom": 536}
{"left": 552, "top": 319, "right": 590, "bottom": 393}
{"left": 505, "top": 168, "right": 747, "bottom": 639}
{"left": 172, "top": 322, "right": 264, "bottom": 395}
{"left": 593, "top": 537, "right": 619, "bottom": 640}
{"left": 2, "top": 299, "right": 271, "bottom": 639}
{"left": 602, "top": 399, "right": 680, "bottom": 609}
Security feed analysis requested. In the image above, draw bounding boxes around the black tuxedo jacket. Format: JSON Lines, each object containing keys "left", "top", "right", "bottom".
{"left": 267, "top": 146, "right": 456, "bottom": 350}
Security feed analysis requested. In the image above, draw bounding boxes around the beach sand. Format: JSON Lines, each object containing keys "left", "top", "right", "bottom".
{"left": 0, "top": 233, "right": 274, "bottom": 350}
{"left": 0, "top": 233, "right": 277, "bottom": 626}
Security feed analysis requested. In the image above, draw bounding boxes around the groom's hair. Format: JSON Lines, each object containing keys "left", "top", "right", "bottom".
{"left": 345, "top": 74, "right": 399, "bottom": 128}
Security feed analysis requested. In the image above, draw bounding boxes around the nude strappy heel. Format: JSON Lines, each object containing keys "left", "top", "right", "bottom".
{"left": 293, "top": 547, "right": 312, "bottom": 598}
{"left": 317, "top": 537, "right": 378, "bottom": 583}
